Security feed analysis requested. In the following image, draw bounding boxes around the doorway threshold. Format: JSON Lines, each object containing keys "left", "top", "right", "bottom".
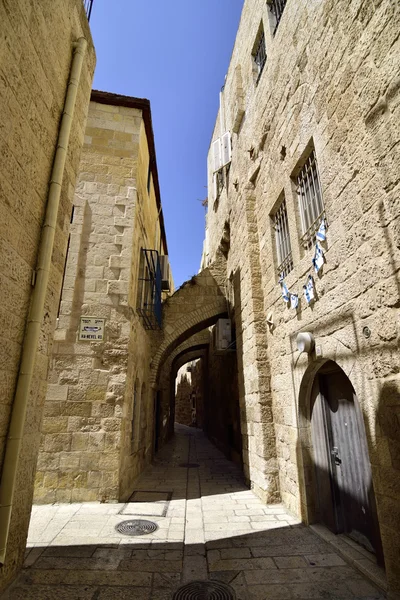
{"left": 310, "top": 524, "right": 387, "bottom": 593}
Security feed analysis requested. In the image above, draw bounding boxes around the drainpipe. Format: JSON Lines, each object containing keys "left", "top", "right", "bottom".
{"left": 0, "top": 37, "right": 87, "bottom": 566}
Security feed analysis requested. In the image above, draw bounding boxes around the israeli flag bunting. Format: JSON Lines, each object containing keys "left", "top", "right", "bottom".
{"left": 312, "top": 242, "right": 324, "bottom": 274}
{"left": 303, "top": 275, "right": 315, "bottom": 304}
{"left": 316, "top": 219, "right": 326, "bottom": 242}
{"left": 290, "top": 293, "right": 299, "bottom": 310}
{"left": 279, "top": 274, "right": 290, "bottom": 303}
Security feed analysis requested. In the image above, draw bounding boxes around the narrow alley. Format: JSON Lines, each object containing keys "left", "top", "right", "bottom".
{"left": 2, "top": 426, "right": 385, "bottom": 600}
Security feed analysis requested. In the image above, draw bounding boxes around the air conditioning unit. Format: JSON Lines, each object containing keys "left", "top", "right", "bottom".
{"left": 159, "top": 255, "right": 170, "bottom": 291}
{"left": 214, "top": 318, "right": 232, "bottom": 351}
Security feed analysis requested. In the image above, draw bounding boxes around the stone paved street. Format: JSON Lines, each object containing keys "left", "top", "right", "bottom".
{"left": 2, "top": 426, "right": 385, "bottom": 599}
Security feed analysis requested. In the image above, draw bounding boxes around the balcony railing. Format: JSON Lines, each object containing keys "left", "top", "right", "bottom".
{"left": 83, "top": 0, "right": 94, "bottom": 22}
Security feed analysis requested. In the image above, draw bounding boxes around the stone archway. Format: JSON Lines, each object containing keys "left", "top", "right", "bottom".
{"left": 150, "top": 256, "right": 228, "bottom": 390}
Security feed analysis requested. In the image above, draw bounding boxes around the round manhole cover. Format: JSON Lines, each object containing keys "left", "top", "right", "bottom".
{"left": 179, "top": 463, "right": 200, "bottom": 468}
{"left": 172, "top": 580, "right": 236, "bottom": 600}
{"left": 115, "top": 519, "right": 158, "bottom": 536}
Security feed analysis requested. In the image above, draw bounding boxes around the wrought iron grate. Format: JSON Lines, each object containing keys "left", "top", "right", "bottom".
{"left": 115, "top": 519, "right": 158, "bottom": 536}
{"left": 268, "top": 0, "right": 287, "bottom": 34}
{"left": 173, "top": 580, "right": 236, "bottom": 599}
{"left": 254, "top": 31, "right": 266, "bottom": 81}
{"left": 137, "top": 248, "right": 162, "bottom": 329}
{"left": 297, "top": 150, "right": 325, "bottom": 250}
{"left": 273, "top": 197, "right": 293, "bottom": 277}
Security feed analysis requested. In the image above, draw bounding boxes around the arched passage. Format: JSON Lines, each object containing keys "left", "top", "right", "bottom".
{"left": 298, "top": 359, "right": 384, "bottom": 563}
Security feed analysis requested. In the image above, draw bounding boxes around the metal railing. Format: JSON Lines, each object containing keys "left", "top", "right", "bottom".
{"left": 83, "top": 0, "right": 94, "bottom": 22}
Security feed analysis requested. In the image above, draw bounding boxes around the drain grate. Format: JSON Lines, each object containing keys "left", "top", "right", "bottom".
{"left": 172, "top": 580, "right": 236, "bottom": 599}
{"left": 115, "top": 519, "right": 158, "bottom": 536}
{"left": 179, "top": 463, "right": 200, "bottom": 468}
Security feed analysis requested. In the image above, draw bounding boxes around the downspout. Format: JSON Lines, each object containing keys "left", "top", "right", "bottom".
{"left": 0, "top": 37, "right": 87, "bottom": 566}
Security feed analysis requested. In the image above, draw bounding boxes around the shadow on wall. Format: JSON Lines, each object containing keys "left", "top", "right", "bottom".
{"left": 232, "top": 267, "right": 251, "bottom": 480}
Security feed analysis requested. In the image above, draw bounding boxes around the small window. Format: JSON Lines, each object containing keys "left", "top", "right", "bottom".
{"left": 213, "top": 168, "right": 225, "bottom": 200}
{"left": 147, "top": 162, "right": 151, "bottom": 194}
{"left": 273, "top": 197, "right": 293, "bottom": 277}
{"left": 296, "top": 149, "right": 324, "bottom": 249}
{"left": 252, "top": 26, "right": 266, "bottom": 83}
{"left": 267, "top": 0, "right": 287, "bottom": 35}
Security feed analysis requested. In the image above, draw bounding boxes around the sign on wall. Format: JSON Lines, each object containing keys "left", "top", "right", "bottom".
{"left": 78, "top": 317, "right": 105, "bottom": 341}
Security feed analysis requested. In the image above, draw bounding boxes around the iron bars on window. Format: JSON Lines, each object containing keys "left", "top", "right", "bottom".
{"left": 268, "top": 0, "right": 287, "bottom": 34}
{"left": 137, "top": 249, "right": 162, "bottom": 330}
{"left": 273, "top": 198, "right": 293, "bottom": 277}
{"left": 297, "top": 150, "right": 325, "bottom": 250}
{"left": 254, "top": 31, "right": 266, "bottom": 82}
{"left": 83, "top": 0, "right": 94, "bottom": 22}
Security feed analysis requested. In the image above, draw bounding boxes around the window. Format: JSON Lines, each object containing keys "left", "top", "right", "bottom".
{"left": 137, "top": 249, "right": 162, "bottom": 329}
{"left": 273, "top": 197, "right": 293, "bottom": 277}
{"left": 214, "top": 168, "right": 224, "bottom": 199}
{"left": 296, "top": 149, "right": 324, "bottom": 250}
{"left": 268, "top": 0, "right": 287, "bottom": 34}
{"left": 253, "top": 27, "right": 266, "bottom": 82}
{"left": 147, "top": 162, "right": 151, "bottom": 194}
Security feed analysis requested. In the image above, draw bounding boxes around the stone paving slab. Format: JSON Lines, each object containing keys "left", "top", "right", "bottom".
{"left": 1, "top": 425, "right": 386, "bottom": 600}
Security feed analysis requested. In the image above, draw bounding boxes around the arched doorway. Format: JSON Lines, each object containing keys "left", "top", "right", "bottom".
{"left": 310, "top": 361, "right": 384, "bottom": 564}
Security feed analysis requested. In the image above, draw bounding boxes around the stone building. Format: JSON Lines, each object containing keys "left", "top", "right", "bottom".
{"left": 201, "top": 0, "right": 400, "bottom": 596}
{"left": 34, "top": 91, "right": 173, "bottom": 505}
{"left": 0, "top": 0, "right": 95, "bottom": 593}
{"left": 175, "top": 359, "right": 204, "bottom": 428}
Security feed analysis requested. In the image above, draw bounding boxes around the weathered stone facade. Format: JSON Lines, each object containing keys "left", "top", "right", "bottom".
{"left": 34, "top": 92, "right": 172, "bottom": 504}
{"left": 204, "top": 0, "right": 400, "bottom": 595}
{"left": 0, "top": 1, "right": 95, "bottom": 593}
{"left": 175, "top": 359, "right": 204, "bottom": 428}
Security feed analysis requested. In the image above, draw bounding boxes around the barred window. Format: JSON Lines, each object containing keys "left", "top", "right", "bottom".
{"left": 253, "top": 30, "right": 266, "bottom": 82}
{"left": 297, "top": 149, "right": 324, "bottom": 250}
{"left": 273, "top": 198, "right": 293, "bottom": 277}
{"left": 268, "top": 0, "right": 287, "bottom": 34}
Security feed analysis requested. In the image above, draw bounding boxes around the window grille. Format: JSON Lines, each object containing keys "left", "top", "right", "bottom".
{"left": 253, "top": 31, "right": 267, "bottom": 81}
{"left": 215, "top": 168, "right": 224, "bottom": 198}
{"left": 268, "top": 0, "right": 287, "bottom": 34}
{"left": 296, "top": 150, "right": 325, "bottom": 250}
{"left": 137, "top": 249, "right": 162, "bottom": 330}
{"left": 83, "top": 0, "right": 94, "bottom": 21}
{"left": 273, "top": 198, "right": 293, "bottom": 277}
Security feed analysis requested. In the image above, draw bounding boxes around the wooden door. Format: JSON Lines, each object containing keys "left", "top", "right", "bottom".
{"left": 311, "top": 363, "right": 383, "bottom": 563}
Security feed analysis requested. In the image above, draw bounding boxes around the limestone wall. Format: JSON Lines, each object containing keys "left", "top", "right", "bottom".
{"left": 175, "top": 360, "right": 204, "bottom": 428}
{"left": 0, "top": 0, "right": 95, "bottom": 592}
{"left": 205, "top": 0, "right": 400, "bottom": 594}
{"left": 35, "top": 96, "right": 168, "bottom": 504}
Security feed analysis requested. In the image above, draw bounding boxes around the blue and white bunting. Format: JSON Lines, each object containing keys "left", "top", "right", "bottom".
{"left": 303, "top": 275, "right": 315, "bottom": 304}
{"left": 290, "top": 293, "right": 299, "bottom": 310}
{"left": 279, "top": 274, "right": 290, "bottom": 303}
{"left": 312, "top": 242, "right": 324, "bottom": 274}
{"left": 316, "top": 219, "right": 326, "bottom": 242}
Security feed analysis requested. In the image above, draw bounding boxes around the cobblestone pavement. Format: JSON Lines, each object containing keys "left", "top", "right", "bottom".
{"left": 2, "top": 425, "right": 385, "bottom": 599}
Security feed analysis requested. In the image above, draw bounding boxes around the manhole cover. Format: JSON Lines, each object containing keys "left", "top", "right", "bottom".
{"left": 179, "top": 463, "right": 200, "bottom": 468}
{"left": 172, "top": 580, "right": 236, "bottom": 599}
{"left": 115, "top": 519, "right": 158, "bottom": 536}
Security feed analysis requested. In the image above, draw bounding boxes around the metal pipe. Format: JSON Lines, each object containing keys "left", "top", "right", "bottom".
{"left": 0, "top": 37, "right": 87, "bottom": 566}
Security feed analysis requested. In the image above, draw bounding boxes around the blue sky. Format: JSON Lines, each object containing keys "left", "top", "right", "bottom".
{"left": 90, "top": 0, "right": 243, "bottom": 288}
